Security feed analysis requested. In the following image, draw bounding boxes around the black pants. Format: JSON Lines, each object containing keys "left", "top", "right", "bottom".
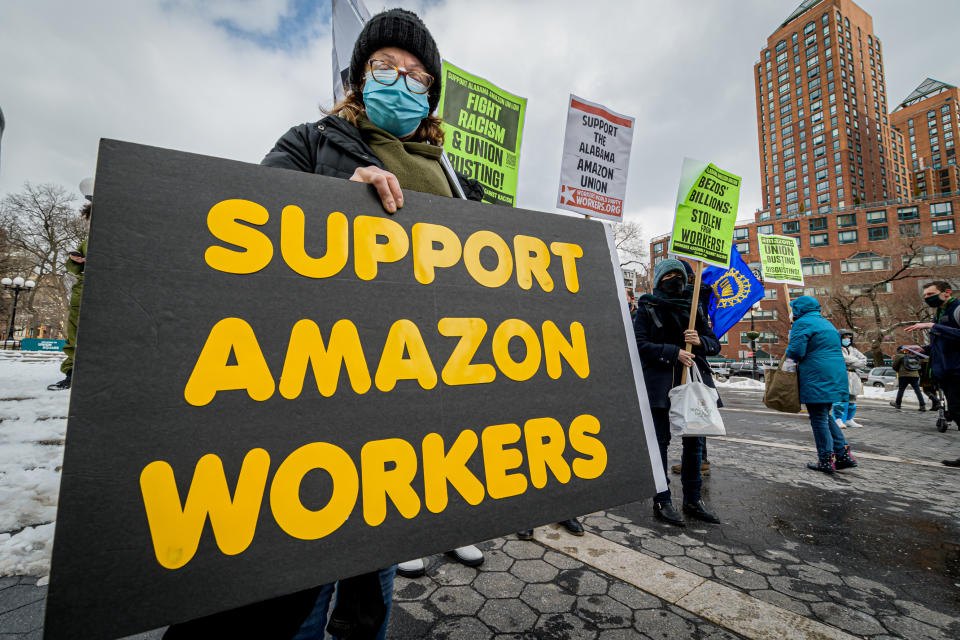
{"left": 895, "top": 377, "right": 924, "bottom": 406}
{"left": 942, "top": 376, "right": 960, "bottom": 422}
{"left": 651, "top": 408, "right": 702, "bottom": 504}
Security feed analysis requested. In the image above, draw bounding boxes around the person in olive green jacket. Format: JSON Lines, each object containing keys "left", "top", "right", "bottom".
{"left": 48, "top": 203, "right": 89, "bottom": 391}
{"left": 889, "top": 345, "right": 926, "bottom": 410}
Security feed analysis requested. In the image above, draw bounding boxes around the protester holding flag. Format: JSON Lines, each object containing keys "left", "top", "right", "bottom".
{"left": 635, "top": 259, "right": 722, "bottom": 526}
{"left": 785, "top": 297, "right": 859, "bottom": 474}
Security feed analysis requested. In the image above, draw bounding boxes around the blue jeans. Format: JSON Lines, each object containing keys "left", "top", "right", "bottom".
{"left": 651, "top": 408, "right": 703, "bottom": 504}
{"left": 807, "top": 403, "right": 849, "bottom": 461}
{"left": 832, "top": 399, "right": 856, "bottom": 423}
{"left": 293, "top": 566, "right": 396, "bottom": 640}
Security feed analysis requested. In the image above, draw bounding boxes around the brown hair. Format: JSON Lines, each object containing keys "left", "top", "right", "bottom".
{"left": 925, "top": 280, "right": 953, "bottom": 293}
{"left": 325, "top": 85, "right": 445, "bottom": 147}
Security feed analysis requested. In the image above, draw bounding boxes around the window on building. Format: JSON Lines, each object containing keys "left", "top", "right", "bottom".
{"left": 841, "top": 252, "right": 890, "bottom": 272}
{"left": 733, "top": 227, "right": 750, "bottom": 240}
{"left": 899, "top": 222, "right": 921, "bottom": 237}
{"left": 931, "top": 202, "right": 953, "bottom": 217}
{"left": 653, "top": 242, "right": 664, "bottom": 253}
{"left": 753, "top": 309, "right": 779, "bottom": 321}
{"left": 905, "top": 246, "right": 960, "bottom": 268}
{"left": 932, "top": 219, "right": 955, "bottom": 235}
{"left": 838, "top": 230, "right": 858, "bottom": 244}
{"left": 810, "top": 233, "right": 829, "bottom": 246}
{"left": 845, "top": 282, "right": 893, "bottom": 295}
{"left": 867, "top": 226, "right": 889, "bottom": 241}
{"left": 782, "top": 221, "right": 800, "bottom": 234}
{"left": 801, "top": 257, "right": 831, "bottom": 275}
{"left": 897, "top": 206, "right": 919, "bottom": 220}
{"left": 809, "top": 217, "right": 827, "bottom": 231}
{"left": 837, "top": 213, "right": 857, "bottom": 227}
{"left": 757, "top": 224, "right": 774, "bottom": 235}
{"left": 865, "top": 209, "right": 886, "bottom": 224}
{"left": 764, "top": 288, "right": 778, "bottom": 299}
{"left": 736, "top": 241, "right": 750, "bottom": 254}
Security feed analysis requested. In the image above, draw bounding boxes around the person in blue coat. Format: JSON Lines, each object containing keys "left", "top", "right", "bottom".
{"left": 785, "top": 296, "right": 859, "bottom": 473}
{"left": 635, "top": 258, "right": 722, "bottom": 526}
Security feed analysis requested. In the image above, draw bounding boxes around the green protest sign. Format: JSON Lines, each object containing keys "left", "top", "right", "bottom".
{"left": 668, "top": 158, "right": 741, "bottom": 269}
{"left": 438, "top": 60, "right": 526, "bottom": 206}
{"left": 757, "top": 234, "right": 804, "bottom": 285}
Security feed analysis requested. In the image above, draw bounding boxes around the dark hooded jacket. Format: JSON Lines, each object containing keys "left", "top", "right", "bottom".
{"left": 262, "top": 115, "right": 484, "bottom": 201}
{"left": 634, "top": 285, "right": 722, "bottom": 409}
{"left": 784, "top": 296, "right": 847, "bottom": 404}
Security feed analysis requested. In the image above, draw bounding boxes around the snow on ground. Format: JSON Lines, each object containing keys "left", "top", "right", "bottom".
{"left": 715, "top": 377, "right": 765, "bottom": 390}
{"left": 0, "top": 351, "right": 68, "bottom": 581}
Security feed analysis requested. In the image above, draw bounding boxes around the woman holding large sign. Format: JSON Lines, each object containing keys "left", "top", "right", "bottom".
{"left": 165, "top": 9, "right": 484, "bottom": 640}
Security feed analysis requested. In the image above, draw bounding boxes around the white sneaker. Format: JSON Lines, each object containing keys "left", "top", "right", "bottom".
{"left": 396, "top": 558, "right": 425, "bottom": 578}
{"left": 450, "top": 545, "right": 484, "bottom": 567}
{"left": 845, "top": 419, "right": 864, "bottom": 428}
{"left": 835, "top": 418, "right": 847, "bottom": 429}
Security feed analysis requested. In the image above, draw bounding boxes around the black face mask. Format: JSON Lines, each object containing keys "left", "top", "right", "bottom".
{"left": 660, "top": 277, "right": 684, "bottom": 296}
{"left": 925, "top": 293, "right": 944, "bottom": 308}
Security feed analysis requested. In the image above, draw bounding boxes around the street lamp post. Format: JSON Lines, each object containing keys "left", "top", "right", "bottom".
{"left": 744, "top": 268, "right": 764, "bottom": 378}
{"left": 1, "top": 276, "right": 36, "bottom": 345}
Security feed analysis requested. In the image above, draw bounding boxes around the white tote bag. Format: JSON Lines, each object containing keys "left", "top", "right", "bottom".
{"left": 668, "top": 364, "right": 726, "bottom": 437}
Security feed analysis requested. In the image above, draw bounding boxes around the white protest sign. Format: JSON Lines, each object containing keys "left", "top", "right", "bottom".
{"left": 557, "top": 94, "right": 635, "bottom": 222}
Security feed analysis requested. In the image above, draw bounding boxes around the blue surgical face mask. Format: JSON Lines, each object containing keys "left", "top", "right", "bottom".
{"left": 841, "top": 338, "right": 851, "bottom": 347}
{"left": 362, "top": 71, "right": 429, "bottom": 138}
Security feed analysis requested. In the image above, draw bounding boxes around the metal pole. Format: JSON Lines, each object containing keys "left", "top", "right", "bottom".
{"left": 750, "top": 309, "right": 757, "bottom": 377}
{"left": 6, "top": 287, "right": 19, "bottom": 343}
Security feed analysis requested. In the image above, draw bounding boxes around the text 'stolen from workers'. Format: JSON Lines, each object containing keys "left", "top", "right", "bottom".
{"left": 556, "top": 94, "right": 635, "bottom": 222}
{"left": 668, "top": 158, "right": 742, "bottom": 269}
{"left": 43, "top": 140, "right": 666, "bottom": 639}
{"left": 438, "top": 60, "right": 526, "bottom": 207}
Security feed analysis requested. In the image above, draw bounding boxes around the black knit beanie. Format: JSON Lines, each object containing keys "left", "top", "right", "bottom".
{"left": 348, "top": 8, "right": 442, "bottom": 112}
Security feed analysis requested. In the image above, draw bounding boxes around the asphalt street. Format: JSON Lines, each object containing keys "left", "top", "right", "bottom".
{"left": 2, "top": 384, "right": 958, "bottom": 639}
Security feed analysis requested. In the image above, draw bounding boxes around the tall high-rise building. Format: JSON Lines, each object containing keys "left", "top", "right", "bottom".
{"left": 753, "top": 0, "right": 909, "bottom": 221}
{"left": 889, "top": 79, "right": 960, "bottom": 198}
{"left": 650, "top": 0, "right": 960, "bottom": 363}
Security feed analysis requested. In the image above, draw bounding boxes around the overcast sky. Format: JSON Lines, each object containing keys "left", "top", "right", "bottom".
{"left": 2, "top": 0, "right": 959, "bottom": 242}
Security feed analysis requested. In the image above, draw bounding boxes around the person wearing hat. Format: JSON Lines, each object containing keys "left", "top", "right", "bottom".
{"left": 889, "top": 345, "right": 927, "bottom": 411}
{"left": 224, "top": 8, "right": 484, "bottom": 638}
{"left": 832, "top": 329, "right": 867, "bottom": 428}
{"left": 634, "top": 258, "right": 722, "bottom": 526}
{"left": 48, "top": 179, "right": 93, "bottom": 391}
{"left": 261, "top": 8, "right": 482, "bottom": 208}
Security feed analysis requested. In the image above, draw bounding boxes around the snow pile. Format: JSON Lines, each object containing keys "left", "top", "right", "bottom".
{"left": 716, "top": 377, "right": 765, "bottom": 390}
{"left": 862, "top": 385, "right": 900, "bottom": 401}
{"left": 0, "top": 353, "right": 68, "bottom": 580}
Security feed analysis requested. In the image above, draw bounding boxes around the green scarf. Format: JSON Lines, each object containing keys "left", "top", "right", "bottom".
{"left": 935, "top": 297, "right": 957, "bottom": 322}
{"left": 356, "top": 115, "right": 452, "bottom": 197}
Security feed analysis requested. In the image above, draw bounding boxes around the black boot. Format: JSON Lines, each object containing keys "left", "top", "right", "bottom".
{"left": 682, "top": 499, "right": 720, "bottom": 524}
{"left": 47, "top": 371, "right": 72, "bottom": 391}
{"left": 888, "top": 401, "right": 901, "bottom": 409}
{"left": 653, "top": 501, "right": 684, "bottom": 526}
{"left": 807, "top": 454, "right": 836, "bottom": 474}
{"left": 834, "top": 446, "right": 858, "bottom": 470}
{"left": 516, "top": 530, "right": 534, "bottom": 540}
{"left": 558, "top": 518, "right": 584, "bottom": 536}
{"left": 942, "top": 458, "right": 960, "bottom": 468}
{"left": 919, "top": 405, "right": 927, "bottom": 412}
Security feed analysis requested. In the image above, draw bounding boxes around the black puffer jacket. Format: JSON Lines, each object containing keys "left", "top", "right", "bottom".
{"left": 261, "top": 115, "right": 485, "bottom": 202}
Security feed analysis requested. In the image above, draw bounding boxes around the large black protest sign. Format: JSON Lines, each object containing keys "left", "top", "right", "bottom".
{"left": 44, "top": 140, "right": 662, "bottom": 639}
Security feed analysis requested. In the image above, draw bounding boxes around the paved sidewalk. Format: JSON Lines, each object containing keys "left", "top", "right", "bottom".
{"left": 2, "top": 367, "right": 959, "bottom": 638}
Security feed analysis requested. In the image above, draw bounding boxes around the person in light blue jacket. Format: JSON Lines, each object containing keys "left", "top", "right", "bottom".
{"left": 784, "top": 296, "right": 859, "bottom": 473}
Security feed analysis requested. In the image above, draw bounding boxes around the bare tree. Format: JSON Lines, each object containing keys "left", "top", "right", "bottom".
{"left": 613, "top": 220, "right": 648, "bottom": 286}
{"left": 824, "top": 237, "right": 960, "bottom": 365}
{"left": 0, "top": 182, "right": 86, "bottom": 335}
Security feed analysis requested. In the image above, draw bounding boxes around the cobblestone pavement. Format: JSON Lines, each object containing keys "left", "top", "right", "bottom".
{"left": 2, "top": 385, "right": 958, "bottom": 638}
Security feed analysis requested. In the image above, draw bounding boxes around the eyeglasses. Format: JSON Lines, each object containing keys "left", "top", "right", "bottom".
{"left": 366, "top": 58, "right": 434, "bottom": 94}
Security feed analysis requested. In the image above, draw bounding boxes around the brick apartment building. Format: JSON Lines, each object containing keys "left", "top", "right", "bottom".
{"left": 649, "top": 0, "right": 960, "bottom": 363}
